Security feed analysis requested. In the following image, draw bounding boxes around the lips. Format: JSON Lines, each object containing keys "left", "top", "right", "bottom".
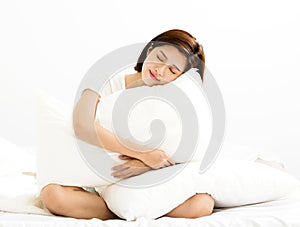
{"left": 149, "top": 70, "right": 160, "bottom": 81}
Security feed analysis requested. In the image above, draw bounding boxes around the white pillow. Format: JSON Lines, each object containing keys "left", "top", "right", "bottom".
{"left": 101, "top": 159, "right": 300, "bottom": 220}
{"left": 35, "top": 91, "right": 111, "bottom": 191}
{"left": 200, "top": 159, "right": 300, "bottom": 208}
{"left": 34, "top": 91, "right": 300, "bottom": 220}
{"left": 100, "top": 162, "right": 200, "bottom": 221}
{"left": 36, "top": 68, "right": 212, "bottom": 191}
{"left": 96, "top": 69, "right": 212, "bottom": 164}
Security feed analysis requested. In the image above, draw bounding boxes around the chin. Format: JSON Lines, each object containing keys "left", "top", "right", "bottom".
{"left": 141, "top": 77, "right": 154, "bottom": 86}
{"left": 144, "top": 81, "right": 155, "bottom": 87}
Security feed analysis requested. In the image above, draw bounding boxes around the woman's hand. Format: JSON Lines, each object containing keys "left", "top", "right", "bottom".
{"left": 111, "top": 159, "right": 151, "bottom": 179}
{"left": 138, "top": 149, "right": 176, "bottom": 169}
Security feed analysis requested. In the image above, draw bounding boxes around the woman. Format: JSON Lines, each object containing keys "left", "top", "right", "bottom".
{"left": 40, "top": 29, "right": 214, "bottom": 220}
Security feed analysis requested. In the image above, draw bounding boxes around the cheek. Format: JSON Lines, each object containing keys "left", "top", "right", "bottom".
{"left": 158, "top": 75, "right": 173, "bottom": 84}
{"left": 165, "top": 74, "right": 180, "bottom": 83}
{"left": 141, "top": 62, "right": 153, "bottom": 74}
{"left": 141, "top": 64, "right": 150, "bottom": 80}
{"left": 141, "top": 63, "right": 148, "bottom": 74}
{"left": 143, "top": 61, "right": 152, "bottom": 68}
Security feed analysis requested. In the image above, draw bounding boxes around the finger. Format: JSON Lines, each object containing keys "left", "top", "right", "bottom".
{"left": 112, "top": 171, "right": 124, "bottom": 178}
{"left": 118, "top": 155, "right": 132, "bottom": 160}
{"left": 163, "top": 159, "right": 171, "bottom": 167}
{"left": 164, "top": 162, "right": 171, "bottom": 167}
{"left": 152, "top": 164, "right": 162, "bottom": 170}
{"left": 112, "top": 168, "right": 132, "bottom": 178}
{"left": 111, "top": 165, "right": 129, "bottom": 171}
{"left": 120, "top": 167, "right": 147, "bottom": 178}
{"left": 167, "top": 158, "right": 176, "bottom": 165}
{"left": 156, "top": 163, "right": 167, "bottom": 169}
{"left": 119, "top": 171, "right": 134, "bottom": 179}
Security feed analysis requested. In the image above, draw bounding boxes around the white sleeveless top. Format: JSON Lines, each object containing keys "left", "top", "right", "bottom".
{"left": 99, "top": 73, "right": 126, "bottom": 97}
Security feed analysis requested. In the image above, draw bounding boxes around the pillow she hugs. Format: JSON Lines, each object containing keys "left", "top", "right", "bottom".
{"left": 35, "top": 69, "right": 212, "bottom": 191}
{"left": 100, "top": 159, "right": 300, "bottom": 221}
{"left": 35, "top": 91, "right": 112, "bottom": 191}
{"left": 96, "top": 68, "right": 212, "bottom": 164}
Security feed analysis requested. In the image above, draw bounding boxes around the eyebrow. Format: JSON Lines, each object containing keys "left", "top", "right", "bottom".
{"left": 159, "top": 50, "right": 182, "bottom": 72}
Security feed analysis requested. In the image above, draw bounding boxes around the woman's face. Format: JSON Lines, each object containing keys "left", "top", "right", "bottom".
{"left": 141, "top": 45, "right": 187, "bottom": 86}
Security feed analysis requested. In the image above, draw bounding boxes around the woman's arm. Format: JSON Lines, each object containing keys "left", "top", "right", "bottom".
{"left": 73, "top": 89, "right": 100, "bottom": 146}
{"left": 73, "top": 89, "right": 175, "bottom": 169}
{"left": 94, "top": 122, "right": 175, "bottom": 169}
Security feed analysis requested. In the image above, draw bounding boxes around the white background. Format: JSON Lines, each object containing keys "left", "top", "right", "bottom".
{"left": 0, "top": 1, "right": 299, "bottom": 179}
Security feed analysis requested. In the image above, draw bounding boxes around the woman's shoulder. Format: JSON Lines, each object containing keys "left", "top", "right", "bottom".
{"left": 124, "top": 72, "right": 143, "bottom": 89}
{"left": 101, "top": 72, "right": 140, "bottom": 96}
{"left": 109, "top": 73, "right": 126, "bottom": 93}
{"left": 124, "top": 73, "right": 136, "bottom": 88}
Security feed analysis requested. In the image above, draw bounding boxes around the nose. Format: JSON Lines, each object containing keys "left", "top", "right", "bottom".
{"left": 155, "top": 64, "right": 168, "bottom": 77}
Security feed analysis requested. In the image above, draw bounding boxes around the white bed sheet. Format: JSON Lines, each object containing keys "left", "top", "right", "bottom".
{"left": 1, "top": 138, "right": 300, "bottom": 226}
{"left": 1, "top": 189, "right": 300, "bottom": 227}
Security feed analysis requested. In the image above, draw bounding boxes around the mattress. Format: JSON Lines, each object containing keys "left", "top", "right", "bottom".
{"left": 1, "top": 189, "right": 300, "bottom": 227}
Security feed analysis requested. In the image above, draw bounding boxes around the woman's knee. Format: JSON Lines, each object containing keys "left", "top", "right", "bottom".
{"left": 189, "top": 193, "right": 215, "bottom": 218}
{"left": 40, "top": 184, "right": 69, "bottom": 215}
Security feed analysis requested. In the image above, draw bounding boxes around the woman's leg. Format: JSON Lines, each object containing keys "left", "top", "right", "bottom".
{"left": 164, "top": 193, "right": 214, "bottom": 218}
{"left": 40, "top": 184, "right": 118, "bottom": 220}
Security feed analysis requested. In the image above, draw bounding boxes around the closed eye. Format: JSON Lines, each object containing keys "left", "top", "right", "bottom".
{"left": 169, "top": 68, "right": 176, "bottom": 74}
{"left": 157, "top": 54, "right": 163, "bottom": 62}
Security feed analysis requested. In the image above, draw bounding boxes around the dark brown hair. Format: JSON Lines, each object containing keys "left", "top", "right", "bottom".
{"left": 134, "top": 29, "right": 205, "bottom": 81}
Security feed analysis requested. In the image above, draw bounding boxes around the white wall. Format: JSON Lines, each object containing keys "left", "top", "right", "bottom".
{"left": 1, "top": 1, "right": 299, "bottom": 178}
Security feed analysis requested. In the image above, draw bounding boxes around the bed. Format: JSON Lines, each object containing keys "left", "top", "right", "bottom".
{"left": 1, "top": 136, "right": 300, "bottom": 227}
{"left": 1, "top": 190, "right": 300, "bottom": 227}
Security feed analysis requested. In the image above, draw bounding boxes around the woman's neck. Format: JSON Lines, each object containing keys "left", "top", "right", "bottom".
{"left": 125, "top": 72, "right": 145, "bottom": 89}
